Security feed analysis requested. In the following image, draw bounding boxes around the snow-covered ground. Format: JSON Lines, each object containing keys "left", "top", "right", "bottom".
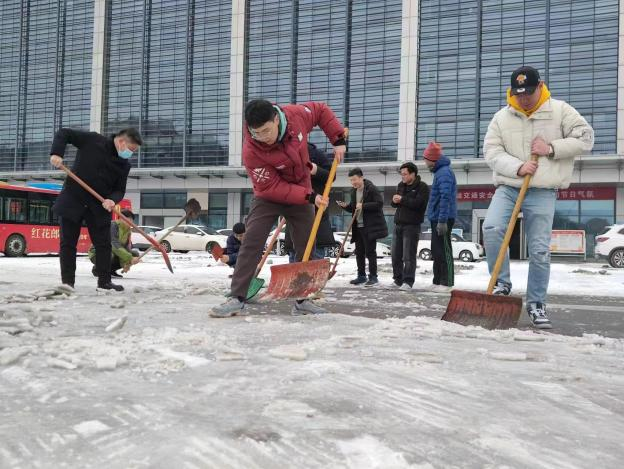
{"left": 1, "top": 253, "right": 623, "bottom": 468}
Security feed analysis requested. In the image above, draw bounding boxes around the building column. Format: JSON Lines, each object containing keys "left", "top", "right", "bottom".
{"left": 90, "top": 0, "right": 107, "bottom": 133}
{"left": 397, "top": 0, "right": 419, "bottom": 161}
{"left": 227, "top": 192, "right": 242, "bottom": 228}
{"left": 617, "top": 0, "right": 624, "bottom": 155}
{"left": 617, "top": 186, "right": 624, "bottom": 222}
{"left": 229, "top": 0, "right": 246, "bottom": 167}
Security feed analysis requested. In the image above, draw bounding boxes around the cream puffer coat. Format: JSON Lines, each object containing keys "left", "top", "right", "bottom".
{"left": 483, "top": 98, "right": 594, "bottom": 189}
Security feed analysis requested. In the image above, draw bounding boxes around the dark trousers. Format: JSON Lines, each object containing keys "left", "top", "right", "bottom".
{"left": 355, "top": 226, "right": 378, "bottom": 278}
{"left": 392, "top": 224, "right": 420, "bottom": 286}
{"left": 430, "top": 220, "right": 455, "bottom": 286}
{"left": 60, "top": 215, "right": 111, "bottom": 286}
{"left": 230, "top": 198, "right": 315, "bottom": 298}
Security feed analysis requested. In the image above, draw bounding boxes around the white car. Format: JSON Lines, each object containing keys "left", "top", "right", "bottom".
{"left": 595, "top": 224, "right": 624, "bottom": 268}
{"left": 331, "top": 232, "right": 392, "bottom": 258}
{"left": 154, "top": 225, "right": 227, "bottom": 253}
{"left": 131, "top": 226, "right": 162, "bottom": 250}
{"left": 217, "top": 229, "right": 233, "bottom": 237}
{"left": 417, "top": 232, "right": 484, "bottom": 262}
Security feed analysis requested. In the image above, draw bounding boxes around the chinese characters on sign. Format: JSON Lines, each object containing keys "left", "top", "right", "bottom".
{"left": 457, "top": 186, "right": 615, "bottom": 202}
{"left": 31, "top": 228, "right": 88, "bottom": 240}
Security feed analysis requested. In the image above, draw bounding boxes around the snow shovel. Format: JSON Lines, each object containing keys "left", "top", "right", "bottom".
{"left": 136, "top": 198, "right": 201, "bottom": 262}
{"left": 224, "top": 217, "right": 286, "bottom": 299}
{"left": 58, "top": 163, "right": 174, "bottom": 273}
{"left": 210, "top": 243, "right": 224, "bottom": 261}
{"left": 261, "top": 158, "right": 338, "bottom": 300}
{"left": 328, "top": 207, "right": 360, "bottom": 280}
{"left": 442, "top": 155, "right": 539, "bottom": 329}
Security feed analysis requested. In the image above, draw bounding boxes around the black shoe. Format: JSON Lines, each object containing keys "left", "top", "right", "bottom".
{"left": 350, "top": 276, "right": 368, "bottom": 285}
{"left": 91, "top": 266, "right": 98, "bottom": 277}
{"left": 492, "top": 281, "right": 511, "bottom": 296}
{"left": 364, "top": 277, "right": 379, "bottom": 287}
{"left": 111, "top": 271, "right": 123, "bottom": 279}
{"left": 97, "top": 282, "right": 124, "bottom": 292}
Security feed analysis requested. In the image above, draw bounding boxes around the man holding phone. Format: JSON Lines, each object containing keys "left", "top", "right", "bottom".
{"left": 337, "top": 168, "right": 388, "bottom": 287}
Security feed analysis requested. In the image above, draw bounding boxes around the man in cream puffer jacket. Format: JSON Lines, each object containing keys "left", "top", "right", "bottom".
{"left": 483, "top": 66, "right": 593, "bottom": 329}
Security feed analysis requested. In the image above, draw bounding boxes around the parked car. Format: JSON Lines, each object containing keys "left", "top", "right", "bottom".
{"left": 331, "top": 232, "right": 392, "bottom": 258}
{"left": 417, "top": 231, "right": 484, "bottom": 262}
{"left": 154, "top": 225, "right": 227, "bottom": 253}
{"left": 217, "top": 229, "right": 233, "bottom": 237}
{"left": 595, "top": 224, "right": 624, "bottom": 268}
{"left": 131, "top": 226, "right": 162, "bottom": 250}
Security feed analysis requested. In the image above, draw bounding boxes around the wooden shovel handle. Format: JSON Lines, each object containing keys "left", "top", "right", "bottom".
{"left": 302, "top": 157, "right": 339, "bottom": 262}
{"left": 59, "top": 164, "right": 159, "bottom": 250}
{"left": 486, "top": 154, "right": 539, "bottom": 294}
{"left": 330, "top": 207, "right": 360, "bottom": 276}
{"left": 256, "top": 217, "right": 287, "bottom": 276}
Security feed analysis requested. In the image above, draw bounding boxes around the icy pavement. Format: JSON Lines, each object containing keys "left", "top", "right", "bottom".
{"left": 1, "top": 253, "right": 623, "bottom": 468}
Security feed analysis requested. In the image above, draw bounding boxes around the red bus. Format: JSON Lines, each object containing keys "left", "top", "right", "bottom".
{"left": 0, "top": 182, "right": 131, "bottom": 257}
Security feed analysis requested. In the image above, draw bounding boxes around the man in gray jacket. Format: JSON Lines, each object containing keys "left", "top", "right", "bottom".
{"left": 483, "top": 66, "right": 593, "bottom": 329}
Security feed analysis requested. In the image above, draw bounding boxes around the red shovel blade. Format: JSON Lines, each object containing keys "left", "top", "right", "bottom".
{"left": 211, "top": 243, "right": 224, "bottom": 261}
{"left": 145, "top": 235, "right": 173, "bottom": 273}
{"left": 156, "top": 243, "right": 174, "bottom": 273}
{"left": 261, "top": 259, "right": 330, "bottom": 300}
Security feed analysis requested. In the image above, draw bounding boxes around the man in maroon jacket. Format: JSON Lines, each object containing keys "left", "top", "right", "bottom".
{"left": 210, "top": 99, "right": 347, "bottom": 318}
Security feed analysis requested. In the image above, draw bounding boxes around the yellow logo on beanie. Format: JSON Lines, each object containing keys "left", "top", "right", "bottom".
{"left": 516, "top": 74, "right": 527, "bottom": 85}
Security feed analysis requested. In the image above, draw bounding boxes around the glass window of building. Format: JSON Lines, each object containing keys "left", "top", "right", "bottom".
{"left": 416, "top": 0, "right": 619, "bottom": 159}
{"left": 245, "top": 0, "right": 402, "bottom": 163}
{"left": 207, "top": 192, "right": 228, "bottom": 229}
{"left": 241, "top": 191, "right": 254, "bottom": 219}
{"left": 140, "top": 192, "right": 187, "bottom": 209}
{"left": 103, "top": 0, "right": 231, "bottom": 168}
{"left": 0, "top": 0, "right": 93, "bottom": 171}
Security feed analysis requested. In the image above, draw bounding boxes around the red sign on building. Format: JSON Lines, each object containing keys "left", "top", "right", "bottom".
{"left": 457, "top": 186, "right": 615, "bottom": 202}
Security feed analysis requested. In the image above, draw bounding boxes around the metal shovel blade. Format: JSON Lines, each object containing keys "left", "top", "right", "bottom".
{"left": 261, "top": 259, "right": 331, "bottom": 300}
{"left": 442, "top": 289, "right": 523, "bottom": 330}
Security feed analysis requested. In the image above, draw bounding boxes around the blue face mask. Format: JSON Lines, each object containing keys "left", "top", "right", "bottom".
{"left": 118, "top": 149, "right": 133, "bottom": 159}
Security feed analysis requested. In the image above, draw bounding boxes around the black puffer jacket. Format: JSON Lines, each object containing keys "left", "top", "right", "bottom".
{"left": 342, "top": 179, "right": 388, "bottom": 242}
{"left": 50, "top": 128, "right": 131, "bottom": 225}
{"left": 391, "top": 176, "right": 429, "bottom": 225}
{"left": 284, "top": 143, "right": 336, "bottom": 251}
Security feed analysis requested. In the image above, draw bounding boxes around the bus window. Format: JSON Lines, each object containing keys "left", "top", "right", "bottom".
{"left": 29, "top": 199, "right": 52, "bottom": 225}
{"left": 2, "top": 197, "right": 27, "bottom": 223}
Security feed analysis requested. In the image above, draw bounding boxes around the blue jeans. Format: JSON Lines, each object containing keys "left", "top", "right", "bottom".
{"left": 483, "top": 185, "right": 556, "bottom": 305}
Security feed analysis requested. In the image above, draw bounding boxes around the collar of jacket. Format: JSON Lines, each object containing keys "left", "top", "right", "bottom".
{"left": 506, "top": 84, "right": 552, "bottom": 118}
{"left": 274, "top": 105, "right": 287, "bottom": 141}
{"left": 433, "top": 156, "right": 451, "bottom": 172}
{"left": 353, "top": 179, "right": 372, "bottom": 195}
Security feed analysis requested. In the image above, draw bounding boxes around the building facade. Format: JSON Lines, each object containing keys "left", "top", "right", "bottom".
{"left": 1, "top": 0, "right": 623, "bottom": 256}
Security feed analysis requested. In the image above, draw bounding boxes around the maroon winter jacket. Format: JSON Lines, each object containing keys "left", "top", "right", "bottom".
{"left": 242, "top": 102, "right": 345, "bottom": 205}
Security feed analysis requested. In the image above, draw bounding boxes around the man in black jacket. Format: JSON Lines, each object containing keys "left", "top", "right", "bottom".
{"left": 338, "top": 168, "right": 388, "bottom": 286}
{"left": 49, "top": 127, "right": 142, "bottom": 291}
{"left": 391, "top": 162, "right": 429, "bottom": 290}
